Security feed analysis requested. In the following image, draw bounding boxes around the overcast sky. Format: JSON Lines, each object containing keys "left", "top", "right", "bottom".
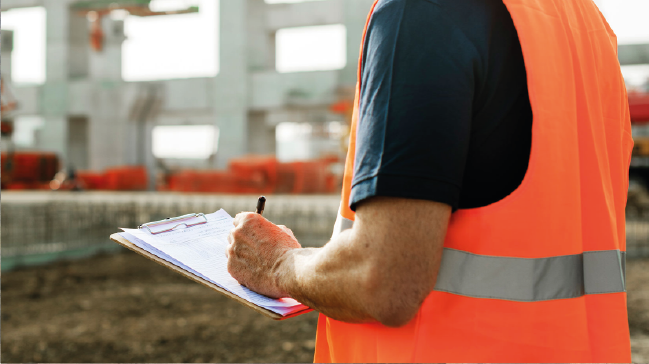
{"left": 1, "top": 0, "right": 649, "bottom": 84}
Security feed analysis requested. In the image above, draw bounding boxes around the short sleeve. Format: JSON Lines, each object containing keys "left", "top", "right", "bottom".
{"left": 350, "top": 0, "right": 478, "bottom": 211}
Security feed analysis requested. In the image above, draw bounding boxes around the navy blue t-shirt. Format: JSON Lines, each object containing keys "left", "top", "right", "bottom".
{"left": 350, "top": 0, "right": 533, "bottom": 211}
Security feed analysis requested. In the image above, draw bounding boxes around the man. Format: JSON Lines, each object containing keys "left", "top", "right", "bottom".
{"left": 227, "top": 0, "right": 633, "bottom": 362}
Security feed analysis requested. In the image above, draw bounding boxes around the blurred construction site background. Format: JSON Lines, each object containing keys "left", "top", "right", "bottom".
{"left": 1, "top": 0, "right": 649, "bottom": 362}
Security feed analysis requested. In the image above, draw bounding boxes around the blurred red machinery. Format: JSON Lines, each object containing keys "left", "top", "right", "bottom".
{"left": 0, "top": 152, "right": 60, "bottom": 190}
{"left": 164, "top": 156, "right": 339, "bottom": 195}
{"left": 75, "top": 166, "right": 148, "bottom": 191}
{"left": 629, "top": 91, "right": 649, "bottom": 194}
{"left": 104, "top": 166, "right": 149, "bottom": 191}
{"left": 75, "top": 171, "right": 107, "bottom": 190}
{"left": 68, "top": 155, "right": 338, "bottom": 194}
{"left": 629, "top": 92, "right": 649, "bottom": 123}
{"left": 1, "top": 76, "right": 61, "bottom": 190}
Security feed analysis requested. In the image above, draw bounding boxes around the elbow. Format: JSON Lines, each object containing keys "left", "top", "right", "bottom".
{"left": 374, "top": 305, "right": 420, "bottom": 328}
{"left": 361, "top": 265, "right": 426, "bottom": 328}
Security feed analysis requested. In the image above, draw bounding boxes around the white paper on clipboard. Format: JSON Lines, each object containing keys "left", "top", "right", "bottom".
{"left": 119, "top": 209, "right": 308, "bottom": 316}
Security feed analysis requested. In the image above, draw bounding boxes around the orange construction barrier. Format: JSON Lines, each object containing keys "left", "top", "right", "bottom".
{"left": 163, "top": 156, "right": 340, "bottom": 195}
{"left": 229, "top": 156, "right": 279, "bottom": 194}
{"left": 76, "top": 171, "right": 107, "bottom": 190}
{"left": 167, "top": 170, "right": 238, "bottom": 193}
{"left": 104, "top": 166, "right": 148, "bottom": 191}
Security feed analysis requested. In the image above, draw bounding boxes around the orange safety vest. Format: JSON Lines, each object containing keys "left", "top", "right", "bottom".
{"left": 314, "top": 0, "right": 633, "bottom": 362}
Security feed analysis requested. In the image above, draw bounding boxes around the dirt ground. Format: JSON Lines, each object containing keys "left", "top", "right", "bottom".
{"left": 627, "top": 257, "right": 649, "bottom": 363}
{"left": 1, "top": 251, "right": 319, "bottom": 363}
{"left": 2, "top": 251, "right": 649, "bottom": 363}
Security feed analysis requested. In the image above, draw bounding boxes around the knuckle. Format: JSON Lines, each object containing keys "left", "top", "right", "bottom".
{"left": 227, "top": 259, "right": 236, "bottom": 276}
{"left": 231, "top": 227, "right": 244, "bottom": 240}
{"left": 244, "top": 213, "right": 260, "bottom": 226}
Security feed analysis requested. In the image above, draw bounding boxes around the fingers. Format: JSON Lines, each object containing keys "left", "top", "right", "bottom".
{"left": 225, "top": 240, "right": 233, "bottom": 258}
{"left": 233, "top": 213, "right": 244, "bottom": 227}
{"left": 226, "top": 229, "right": 234, "bottom": 258}
{"left": 233, "top": 212, "right": 257, "bottom": 227}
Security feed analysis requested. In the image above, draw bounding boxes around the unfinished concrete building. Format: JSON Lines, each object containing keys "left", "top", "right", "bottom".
{"left": 2, "top": 0, "right": 648, "bottom": 177}
{"left": 1, "top": 0, "right": 375, "bottom": 178}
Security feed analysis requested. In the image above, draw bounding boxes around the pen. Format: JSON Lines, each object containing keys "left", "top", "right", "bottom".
{"left": 255, "top": 196, "right": 266, "bottom": 215}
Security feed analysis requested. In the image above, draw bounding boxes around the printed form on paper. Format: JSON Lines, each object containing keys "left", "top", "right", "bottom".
{"left": 119, "top": 209, "right": 307, "bottom": 316}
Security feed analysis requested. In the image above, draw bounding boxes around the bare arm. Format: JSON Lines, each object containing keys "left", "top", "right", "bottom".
{"left": 227, "top": 197, "right": 450, "bottom": 327}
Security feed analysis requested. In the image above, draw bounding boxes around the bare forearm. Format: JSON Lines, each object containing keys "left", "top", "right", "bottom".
{"left": 229, "top": 197, "right": 450, "bottom": 326}
{"left": 275, "top": 230, "right": 377, "bottom": 323}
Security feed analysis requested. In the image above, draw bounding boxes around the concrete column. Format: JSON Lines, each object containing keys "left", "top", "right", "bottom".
{"left": 40, "top": 0, "right": 72, "bottom": 164}
{"left": 87, "top": 81, "right": 128, "bottom": 170}
{"left": 214, "top": 0, "right": 249, "bottom": 168}
{"left": 248, "top": 111, "right": 276, "bottom": 155}
{"left": 1, "top": 30, "right": 14, "bottom": 83}
{"left": 340, "top": 0, "right": 375, "bottom": 86}
{"left": 246, "top": 0, "right": 274, "bottom": 71}
{"left": 87, "top": 16, "right": 128, "bottom": 171}
{"left": 246, "top": 0, "right": 277, "bottom": 158}
{"left": 68, "top": 9, "right": 89, "bottom": 79}
{"left": 89, "top": 17, "right": 124, "bottom": 80}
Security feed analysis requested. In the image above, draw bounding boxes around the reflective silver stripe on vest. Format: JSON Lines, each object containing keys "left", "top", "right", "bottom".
{"left": 332, "top": 212, "right": 355, "bottom": 238}
{"left": 435, "top": 249, "right": 626, "bottom": 301}
{"left": 332, "top": 213, "right": 626, "bottom": 301}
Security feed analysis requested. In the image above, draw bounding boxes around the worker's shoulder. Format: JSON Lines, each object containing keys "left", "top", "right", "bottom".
{"left": 373, "top": 0, "right": 438, "bottom": 14}
{"left": 373, "top": 0, "right": 507, "bottom": 23}
{"left": 370, "top": 0, "right": 445, "bottom": 27}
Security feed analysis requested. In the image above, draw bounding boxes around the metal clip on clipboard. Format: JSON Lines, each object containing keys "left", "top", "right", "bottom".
{"left": 138, "top": 213, "right": 208, "bottom": 235}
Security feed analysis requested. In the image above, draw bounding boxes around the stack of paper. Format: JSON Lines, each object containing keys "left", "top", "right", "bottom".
{"left": 119, "top": 209, "right": 308, "bottom": 316}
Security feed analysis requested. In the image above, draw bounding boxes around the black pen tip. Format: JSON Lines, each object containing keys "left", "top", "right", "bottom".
{"left": 256, "top": 196, "right": 267, "bottom": 215}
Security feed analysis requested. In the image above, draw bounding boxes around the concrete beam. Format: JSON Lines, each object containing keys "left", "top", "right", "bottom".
{"left": 163, "top": 78, "right": 214, "bottom": 112}
{"left": 249, "top": 70, "right": 340, "bottom": 109}
{"left": 15, "top": 69, "right": 342, "bottom": 117}
{"left": 13, "top": 86, "right": 41, "bottom": 115}
{"left": 1, "top": 0, "right": 44, "bottom": 11}
{"left": 266, "top": 0, "right": 344, "bottom": 31}
{"left": 619, "top": 44, "right": 649, "bottom": 66}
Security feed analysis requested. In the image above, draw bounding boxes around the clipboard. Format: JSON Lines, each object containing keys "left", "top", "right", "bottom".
{"left": 110, "top": 215, "right": 313, "bottom": 321}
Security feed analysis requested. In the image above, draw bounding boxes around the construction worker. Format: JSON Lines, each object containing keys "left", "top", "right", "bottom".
{"left": 227, "top": 0, "right": 633, "bottom": 361}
